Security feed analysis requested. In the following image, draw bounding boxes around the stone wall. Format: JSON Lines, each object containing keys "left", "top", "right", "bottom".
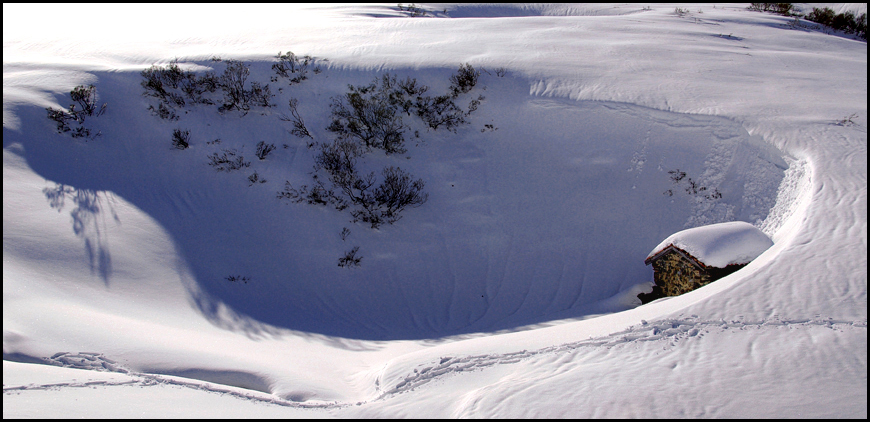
{"left": 650, "top": 250, "right": 711, "bottom": 297}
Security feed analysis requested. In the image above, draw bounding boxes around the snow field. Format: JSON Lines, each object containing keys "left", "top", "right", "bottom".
{"left": 4, "top": 3, "right": 866, "bottom": 418}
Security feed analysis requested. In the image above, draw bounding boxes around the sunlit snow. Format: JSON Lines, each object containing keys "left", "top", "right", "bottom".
{"left": 3, "top": 3, "right": 866, "bottom": 418}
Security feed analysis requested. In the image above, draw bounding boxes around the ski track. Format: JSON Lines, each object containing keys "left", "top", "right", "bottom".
{"left": 7, "top": 316, "right": 865, "bottom": 410}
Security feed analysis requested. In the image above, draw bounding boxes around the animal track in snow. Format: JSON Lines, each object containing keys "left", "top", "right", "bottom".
{"left": 383, "top": 316, "right": 867, "bottom": 396}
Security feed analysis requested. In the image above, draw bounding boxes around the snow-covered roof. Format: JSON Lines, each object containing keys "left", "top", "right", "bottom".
{"left": 646, "top": 221, "right": 773, "bottom": 268}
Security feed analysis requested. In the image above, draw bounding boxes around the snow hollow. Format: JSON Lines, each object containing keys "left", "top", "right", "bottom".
{"left": 3, "top": 61, "right": 787, "bottom": 340}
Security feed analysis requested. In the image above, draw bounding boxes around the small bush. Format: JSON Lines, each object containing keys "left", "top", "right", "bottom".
{"left": 665, "top": 169, "right": 721, "bottom": 200}
{"left": 207, "top": 149, "right": 251, "bottom": 172}
{"left": 69, "top": 85, "right": 107, "bottom": 119}
{"left": 327, "top": 77, "right": 408, "bottom": 154}
{"left": 467, "top": 94, "right": 485, "bottom": 115}
{"left": 415, "top": 94, "right": 467, "bottom": 132}
{"left": 217, "top": 60, "right": 275, "bottom": 115}
{"left": 46, "top": 107, "right": 76, "bottom": 134}
{"left": 248, "top": 171, "right": 267, "bottom": 185}
{"left": 449, "top": 63, "right": 479, "bottom": 97}
{"left": 748, "top": 3, "right": 794, "bottom": 16}
{"left": 255, "top": 141, "right": 276, "bottom": 160}
{"left": 217, "top": 60, "right": 251, "bottom": 114}
{"left": 759, "top": 5, "right": 868, "bottom": 39}
{"left": 46, "top": 84, "right": 105, "bottom": 139}
{"left": 141, "top": 59, "right": 216, "bottom": 108}
{"left": 171, "top": 128, "right": 191, "bottom": 149}
{"left": 338, "top": 246, "right": 362, "bottom": 268}
{"left": 272, "top": 51, "right": 317, "bottom": 84}
{"left": 315, "top": 138, "right": 364, "bottom": 173}
{"left": 279, "top": 98, "right": 312, "bottom": 139}
{"left": 308, "top": 139, "right": 428, "bottom": 228}
{"left": 277, "top": 180, "right": 343, "bottom": 208}
{"left": 836, "top": 113, "right": 859, "bottom": 126}
{"left": 148, "top": 103, "right": 179, "bottom": 121}
{"left": 398, "top": 3, "right": 428, "bottom": 17}
{"left": 225, "top": 275, "right": 251, "bottom": 283}
{"left": 370, "top": 166, "right": 428, "bottom": 225}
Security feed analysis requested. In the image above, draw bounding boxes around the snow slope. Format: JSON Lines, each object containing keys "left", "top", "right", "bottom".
{"left": 4, "top": 3, "right": 866, "bottom": 418}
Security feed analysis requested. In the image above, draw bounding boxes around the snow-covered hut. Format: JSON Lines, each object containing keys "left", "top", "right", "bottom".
{"left": 638, "top": 221, "right": 773, "bottom": 304}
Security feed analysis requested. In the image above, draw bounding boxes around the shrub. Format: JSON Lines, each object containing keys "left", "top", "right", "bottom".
{"left": 46, "top": 84, "right": 105, "bottom": 139}
{"left": 272, "top": 51, "right": 317, "bottom": 84}
{"left": 748, "top": 3, "right": 794, "bottom": 16}
{"left": 449, "top": 63, "right": 479, "bottom": 96}
{"left": 467, "top": 94, "right": 485, "bottom": 115}
{"left": 207, "top": 149, "right": 251, "bottom": 171}
{"left": 141, "top": 59, "right": 217, "bottom": 121}
{"left": 398, "top": 4, "right": 428, "bottom": 17}
{"left": 217, "top": 60, "right": 251, "bottom": 114}
{"left": 415, "top": 94, "right": 467, "bottom": 132}
{"left": 225, "top": 275, "right": 251, "bottom": 283}
{"left": 255, "top": 141, "right": 276, "bottom": 160}
{"left": 248, "top": 171, "right": 267, "bottom": 185}
{"left": 141, "top": 59, "right": 216, "bottom": 107}
{"left": 279, "top": 98, "right": 312, "bottom": 139}
{"left": 371, "top": 166, "right": 428, "bottom": 224}
{"left": 796, "top": 7, "right": 865, "bottom": 39}
{"left": 148, "top": 103, "right": 179, "bottom": 121}
{"left": 277, "top": 180, "right": 342, "bottom": 208}
{"left": 46, "top": 107, "right": 76, "bottom": 134}
{"left": 307, "top": 139, "right": 428, "bottom": 228}
{"left": 217, "top": 60, "right": 274, "bottom": 115}
{"left": 338, "top": 246, "right": 362, "bottom": 267}
{"left": 69, "top": 85, "right": 107, "bottom": 119}
{"left": 836, "top": 113, "right": 859, "bottom": 126}
{"left": 171, "top": 128, "right": 190, "bottom": 149}
{"left": 327, "top": 77, "right": 408, "bottom": 154}
{"left": 666, "top": 169, "right": 721, "bottom": 200}
{"left": 315, "top": 138, "right": 364, "bottom": 177}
